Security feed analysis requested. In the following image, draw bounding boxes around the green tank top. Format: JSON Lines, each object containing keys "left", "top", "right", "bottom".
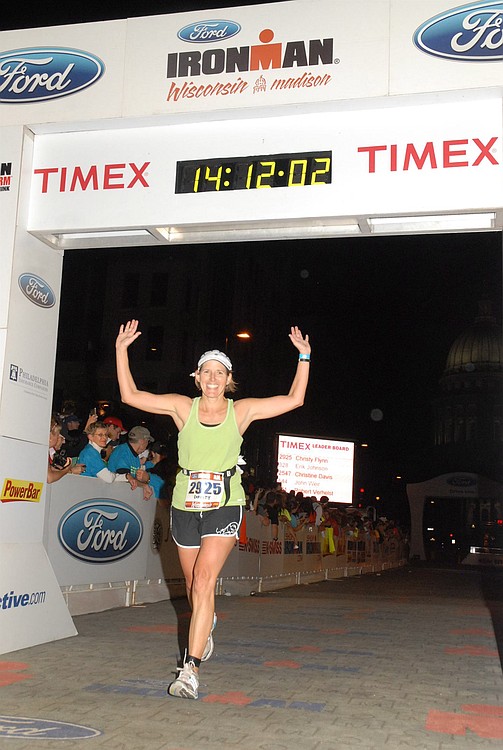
{"left": 172, "top": 397, "right": 244, "bottom": 511}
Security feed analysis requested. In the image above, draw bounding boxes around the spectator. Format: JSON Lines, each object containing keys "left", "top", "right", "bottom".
{"left": 279, "top": 495, "right": 300, "bottom": 550}
{"left": 61, "top": 411, "right": 97, "bottom": 458}
{"left": 102, "top": 415, "right": 127, "bottom": 460}
{"left": 107, "top": 425, "right": 154, "bottom": 500}
{"left": 309, "top": 496, "right": 324, "bottom": 527}
{"left": 265, "top": 491, "right": 280, "bottom": 540}
{"left": 144, "top": 440, "right": 172, "bottom": 501}
{"left": 48, "top": 417, "right": 85, "bottom": 484}
{"left": 78, "top": 422, "right": 137, "bottom": 489}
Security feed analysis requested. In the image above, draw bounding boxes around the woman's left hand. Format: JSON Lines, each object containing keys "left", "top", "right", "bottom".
{"left": 289, "top": 326, "right": 310, "bottom": 355}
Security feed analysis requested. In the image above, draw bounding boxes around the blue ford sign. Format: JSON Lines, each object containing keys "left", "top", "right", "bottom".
{"left": 0, "top": 47, "right": 105, "bottom": 103}
{"left": 18, "top": 273, "right": 55, "bottom": 309}
{"left": 58, "top": 500, "right": 143, "bottom": 563}
{"left": 177, "top": 19, "right": 241, "bottom": 43}
{"left": 0, "top": 716, "right": 102, "bottom": 739}
{"left": 414, "top": 2, "right": 503, "bottom": 61}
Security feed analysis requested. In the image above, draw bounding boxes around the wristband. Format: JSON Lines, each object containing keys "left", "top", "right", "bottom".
{"left": 298, "top": 353, "right": 311, "bottom": 362}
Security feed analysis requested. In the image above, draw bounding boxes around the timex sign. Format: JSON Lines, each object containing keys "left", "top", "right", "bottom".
{"left": 32, "top": 162, "right": 150, "bottom": 193}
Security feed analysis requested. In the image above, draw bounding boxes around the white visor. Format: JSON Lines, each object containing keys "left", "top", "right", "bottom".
{"left": 197, "top": 350, "right": 233, "bottom": 371}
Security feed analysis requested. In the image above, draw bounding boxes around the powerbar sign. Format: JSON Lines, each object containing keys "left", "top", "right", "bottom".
{"left": 276, "top": 434, "right": 354, "bottom": 503}
{"left": 0, "top": 479, "right": 43, "bottom": 503}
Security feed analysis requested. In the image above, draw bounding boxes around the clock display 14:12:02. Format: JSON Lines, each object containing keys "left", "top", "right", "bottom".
{"left": 175, "top": 151, "right": 332, "bottom": 193}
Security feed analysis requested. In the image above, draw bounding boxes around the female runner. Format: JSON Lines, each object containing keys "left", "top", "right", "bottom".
{"left": 115, "top": 320, "right": 311, "bottom": 699}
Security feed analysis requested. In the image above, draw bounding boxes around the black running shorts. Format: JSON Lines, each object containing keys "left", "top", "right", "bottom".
{"left": 170, "top": 505, "right": 243, "bottom": 548}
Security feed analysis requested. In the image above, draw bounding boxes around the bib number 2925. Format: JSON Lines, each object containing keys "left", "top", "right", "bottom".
{"left": 185, "top": 471, "right": 223, "bottom": 510}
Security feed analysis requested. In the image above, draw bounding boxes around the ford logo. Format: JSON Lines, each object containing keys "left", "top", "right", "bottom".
{"left": 0, "top": 47, "right": 105, "bottom": 103}
{"left": 414, "top": 2, "right": 503, "bottom": 61}
{"left": 18, "top": 273, "right": 55, "bottom": 309}
{"left": 58, "top": 500, "right": 143, "bottom": 563}
{"left": 0, "top": 716, "right": 101, "bottom": 739}
{"left": 177, "top": 19, "right": 241, "bottom": 43}
{"left": 447, "top": 475, "right": 477, "bottom": 487}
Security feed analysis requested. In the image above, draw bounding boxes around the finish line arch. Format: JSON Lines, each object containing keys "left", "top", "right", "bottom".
{"left": 1, "top": 0, "right": 503, "bottom": 653}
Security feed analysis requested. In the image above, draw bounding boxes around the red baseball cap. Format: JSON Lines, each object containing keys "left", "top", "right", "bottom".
{"left": 103, "top": 416, "right": 127, "bottom": 433}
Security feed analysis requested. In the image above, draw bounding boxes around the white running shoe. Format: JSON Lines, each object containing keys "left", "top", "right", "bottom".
{"left": 167, "top": 659, "right": 199, "bottom": 699}
{"left": 201, "top": 612, "right": 217, "bottom": 662}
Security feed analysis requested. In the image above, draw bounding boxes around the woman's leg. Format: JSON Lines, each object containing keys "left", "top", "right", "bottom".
{"left": 176, "top": 545, "right": 199, "bottom": 605}
{"left": 187, "top": 535, "right": 236, "bottom": 661}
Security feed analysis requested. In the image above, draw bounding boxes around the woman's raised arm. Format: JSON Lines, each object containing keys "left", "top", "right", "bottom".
{"left": 115, "top": 320, "right": 190, "bottom": 427}
{"left": 234, "top": 326, "right": 311, "bottom": 433}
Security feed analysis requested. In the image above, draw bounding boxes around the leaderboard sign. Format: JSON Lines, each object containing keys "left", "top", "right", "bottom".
{"left": 276, "top": 434, "right": 354, "bottom": 503}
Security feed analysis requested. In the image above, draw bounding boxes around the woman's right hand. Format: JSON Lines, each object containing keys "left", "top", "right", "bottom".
{"left": 116, "top": 320, "right": 142, "bottom": 350}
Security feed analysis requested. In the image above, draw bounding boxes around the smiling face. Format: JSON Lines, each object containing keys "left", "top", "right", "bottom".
{"left": 89, "top": 426, "right": 108, "bottom": 449}
{"left": 49, "top": 425, "right": 64, "bottom": 450}
{"left": 195, "top": 360, "right": 231, "bottom": 399}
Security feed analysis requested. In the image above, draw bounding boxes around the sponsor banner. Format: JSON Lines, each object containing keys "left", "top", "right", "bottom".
{"left": 58, "top": 499, "right": 143, "bottom": 563}
{"left": 0, "top": 542, "right": 76, "bottom": 656}
{"left": 390, "top": 0, "right": 503, "bottom": 94}
{"left": 0, "top": 227, "right": 62, "bottom": 446}
{"left": 0, "top": 21, "right": 126, "bottom": 126}
{"left": 1, "top": 478, "right": 43, "bottom": 503}
{"left": 44, "top": 476, "right": 156, "bottom": 586}
{"left": 17, "top": 274, "right": 56, "bottom": 309}
{"left": 0, "top": 437, "right": 47, "bottom": 544}
{"left": 124, "top": 0, "right": 389, "bottom": 116}
{"left": 1, "top": 2, "right": 502, "bottom": 126}
{"left": 277, "top": 434, "right": 355, "bottom": 503}
{"left": 0, "top": 717, "right": 101, "bottom": 740}
{"left": 28, "top": 95, "right": 503, "bottom": 233}
{"left": 0, "top": 126, "right": 23, "bottom": 330}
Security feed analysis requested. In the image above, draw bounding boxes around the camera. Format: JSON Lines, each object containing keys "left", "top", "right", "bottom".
{"left": 52, "top": 448, "right": 68, "bottom": 470}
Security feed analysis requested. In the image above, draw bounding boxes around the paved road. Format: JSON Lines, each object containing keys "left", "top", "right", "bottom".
{"left": 1, "top": 565, "right": 502, "bottom": 749}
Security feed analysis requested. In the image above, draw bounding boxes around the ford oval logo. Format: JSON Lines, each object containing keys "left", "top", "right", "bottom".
{"left": 58, "top": 500, "right": 143, "bottom": 563}
{"left": 0, "top": 47, "right": 105, "bottom": 103}
{"left": 0, "top": 716, "right": 101, "bottom": 740}
{"left": 177, "top": 19, "right": 241, "bottom": 43}
{"left": 447, "top": 475, "right": 477, "bottom": 487}
{"left": 18, "top": 273, "right": 55, "bottom": 309}
{"left": 414, "top": 2, "right": 503, "bottom": 61}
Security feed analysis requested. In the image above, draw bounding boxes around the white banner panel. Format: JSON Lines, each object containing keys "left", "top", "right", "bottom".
{"left": 0, "top": 543, "right": 77, "bottom": 656}
{"left": 28, "top": 95, "right": 503, "bottom": 233}
{"left": 276, "top": 434, "right": 355, "bottom": 503}
{"left": 123, "top": 0, "right": 389, "bottom": 116}
{"left": 44, "top": 477, "right": 157, "bottom": 587}
{"left": 0, "top": 21, "right": 126, "bottom": 127}
{"left": 1, "top": 2, "right": 503, "bottom": 128}
{"left": 0, "top": 437, "right": 46, "bottom": 544}
{"left": 390, "top": 0, "right": 503, "bottom": 96}
{"left": 0, "top": 231, "right": 62, "bottom": 445}
{"left": 0, "top": 127, "right": 22, "bottom": 329}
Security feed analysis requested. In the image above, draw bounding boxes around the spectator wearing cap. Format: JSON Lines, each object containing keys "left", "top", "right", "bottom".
{"left": 102, "top": 415, "right": 127, "bottom": 460}
{"left": 77, "top": 421, "right": 137, "bottom": 489}
{"left": 107, "top": 425, "right": 154, "bottom": 500}
{"left": 61, "top": 411, "right": 97, "bottom": 458}
{"left": 48, "top": 416, "right": 86, "bottom": 483}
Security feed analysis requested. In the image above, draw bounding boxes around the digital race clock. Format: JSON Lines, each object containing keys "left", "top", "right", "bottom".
{"left": 175, "top": 151, "right": 332, "bottom": 193}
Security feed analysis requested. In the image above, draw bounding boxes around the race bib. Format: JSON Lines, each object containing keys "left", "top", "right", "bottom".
{"left": 184, "top": 471, "right": 224, "bottom": 510}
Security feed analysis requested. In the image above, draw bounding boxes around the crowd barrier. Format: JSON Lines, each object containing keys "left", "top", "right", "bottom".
{"left": 44, "top": 477, "right": 407, "bottom": 615}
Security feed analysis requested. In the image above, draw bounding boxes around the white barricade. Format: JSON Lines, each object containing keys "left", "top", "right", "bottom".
{"left": 43, "top": 481, "right": 407, "bottom": 614}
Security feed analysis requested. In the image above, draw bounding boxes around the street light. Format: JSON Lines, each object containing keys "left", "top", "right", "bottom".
{"left": 225, "top": 331, "right": 251, "bottom": 351}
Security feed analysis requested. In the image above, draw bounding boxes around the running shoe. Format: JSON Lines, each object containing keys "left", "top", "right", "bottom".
{"left": 167, "top": 659, "right": 199, "bottom": 699}
{"left": 201, "top": 612, "right": 217, "bottom": 662}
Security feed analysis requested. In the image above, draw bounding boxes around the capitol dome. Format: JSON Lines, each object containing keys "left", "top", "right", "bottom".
{"left": 443, "top": 300, "right": 502, "bottom": 376}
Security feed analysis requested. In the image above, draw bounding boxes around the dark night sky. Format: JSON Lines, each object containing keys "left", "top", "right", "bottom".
{"left": 2, "top": 0, "right": 289, "bottom": 32}
{"left": 3, "top": 2, "right": 502, "bottom": 512}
